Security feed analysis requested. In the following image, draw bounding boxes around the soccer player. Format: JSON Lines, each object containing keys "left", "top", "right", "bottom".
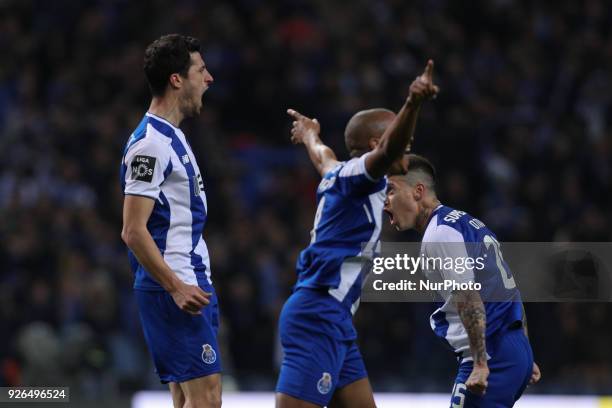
{"left": 383, "top": 155, "right": 542, "bottom": 407}
{"left": 120, "top": 34, "right": 220, "bottom": 408}
{"left": 276, "top": 61, "right": 438, "bottom": 408}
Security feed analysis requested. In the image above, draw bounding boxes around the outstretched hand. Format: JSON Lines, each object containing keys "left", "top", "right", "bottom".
{"left": 287, "top": 109, "right": 321, "bottom": 144}
{"left": 408, "top": 59, "right": 439, "bottom": 104}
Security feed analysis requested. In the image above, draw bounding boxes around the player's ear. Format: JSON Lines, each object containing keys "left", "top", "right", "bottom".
{"left": 369, "top": 137, "right": 380, "bottom": 150}
{"left": 413, "top": 183, "right": 424, "bottom": 201}
{"left": 169, "top": 73, "right": 183, "bottom": 89}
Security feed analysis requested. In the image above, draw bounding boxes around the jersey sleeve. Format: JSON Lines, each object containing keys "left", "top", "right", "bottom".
{"left": 123, "top": 138, "right": 172, "bottom": 200}
{"left": 423, "top": 224, "right": 475, "bottom": 284}
{"left": 335, "top": 152, "right": 385, "bottom": 196}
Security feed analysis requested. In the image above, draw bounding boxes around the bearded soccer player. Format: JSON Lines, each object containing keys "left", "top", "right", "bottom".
{"left": 383, "top": 155, "right": 541, "bottom": 407}
{"left": 275, "top": 61, "right": 438, "bottom": 408}
{"left": 120, "top": 34, "right": 220, "bottom": 408}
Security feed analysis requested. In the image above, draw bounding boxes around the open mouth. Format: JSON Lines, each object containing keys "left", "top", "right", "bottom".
{"left": 384, "top": 209, "right": 395, "bottom": 225}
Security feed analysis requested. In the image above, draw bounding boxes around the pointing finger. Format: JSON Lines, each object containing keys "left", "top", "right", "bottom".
{"left": 287, "top": 109, "right": 304, "bottom": 120}
{"left": 422, "top": 59, "right": 434, "bottom": 81}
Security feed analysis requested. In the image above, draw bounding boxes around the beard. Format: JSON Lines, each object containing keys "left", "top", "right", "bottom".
{"left": 181, "top": 88, "right": 204, "bottom": 118}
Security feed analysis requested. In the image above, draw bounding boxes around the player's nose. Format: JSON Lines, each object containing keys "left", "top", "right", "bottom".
{"left": 205, "top": 71, "right": 214, "bottom": 84}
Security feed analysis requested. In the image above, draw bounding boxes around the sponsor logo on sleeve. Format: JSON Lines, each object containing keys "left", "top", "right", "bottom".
{"left": 130, "top": 155, "right": 156, "bottom": 182}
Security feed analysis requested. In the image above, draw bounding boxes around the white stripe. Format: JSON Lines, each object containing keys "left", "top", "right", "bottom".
{"left": 194, "top": 237, "right": 212, "bottom": 284}
{"left": 338, "top": 155, "right": 365, "bottom": 178}
{"left": 360, "top": 190, "right": 385, "bottom": 257}
{"left": 363, "top": 204, "right": 373, "bottom": 223}
{"left": 183, "top": 134, "right": 211, "bottom": 283}
{"left": 161, "top": 148, "right": 198, "bottom": 286}
{"left": 328, "top": 260, "right": 362, "bottom": 302}
{"left": 346, "top": 188, "right": 386, "bottom": 313}
{"left": 350, "top": 298, "right": 360, "bottom": 315}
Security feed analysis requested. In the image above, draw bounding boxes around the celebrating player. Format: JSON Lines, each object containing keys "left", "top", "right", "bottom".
{"left": 276, "top": 61, "right": 439, "bottom": 408}
{"left": 120, "top": 34, "right": 221, "bottom": 408}
{"left": 383, "top": 155, "right": 541, "bottom": 407}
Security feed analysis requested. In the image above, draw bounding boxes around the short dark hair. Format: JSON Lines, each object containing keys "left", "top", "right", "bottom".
{"left": 344, "top": 108, "right": 395, "bottom": 158}
{"left": 405, "top": 154, "right": 437, "bottom": 192}
{"left": 144, "top": 34, "right": 201, "bottom": 96}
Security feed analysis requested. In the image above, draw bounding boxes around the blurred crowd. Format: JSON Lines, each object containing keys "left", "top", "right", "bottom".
{"left": 0, "top": 0, "right": 611, "bottom": 399}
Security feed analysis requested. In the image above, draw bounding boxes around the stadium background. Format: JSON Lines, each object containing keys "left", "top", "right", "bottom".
{"left": 0, "top": 0, "right": 611, "bottom": 406}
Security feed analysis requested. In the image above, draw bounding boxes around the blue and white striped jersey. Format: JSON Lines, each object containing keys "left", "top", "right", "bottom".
{"left": 421, "top": 205, "right": 523, "bottom": 361}
{"left": 295, "top": 153, "right": 386, "bottom": 313}
{"left": 120, "top": 113, "right": 212, "bottom": 290}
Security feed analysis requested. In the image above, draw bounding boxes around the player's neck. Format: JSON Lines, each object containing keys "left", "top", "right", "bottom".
{"left": 415, "top": 198, "right": 441, "bottom": 233}
{"left": 148, "top": 96, "right": 183, "bottom": 128}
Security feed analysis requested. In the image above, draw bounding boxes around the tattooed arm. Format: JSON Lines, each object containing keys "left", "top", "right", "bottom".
{"left": 453, "top": 289, "right": 489, "bottom": 395}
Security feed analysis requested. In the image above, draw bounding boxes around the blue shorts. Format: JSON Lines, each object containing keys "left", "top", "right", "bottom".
{"left": 276, "top": 288, "right": 367, "bottom": 406}
{"left": 135, "top": 287, "right": 222, "bottom": 383}
{"left": 450, "top": 328, "right": 533, "bottom": 408}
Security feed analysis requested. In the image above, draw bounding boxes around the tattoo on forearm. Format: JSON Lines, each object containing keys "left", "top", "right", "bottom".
{"left": 455, "top": 291, "right": 487, "bottom": 365}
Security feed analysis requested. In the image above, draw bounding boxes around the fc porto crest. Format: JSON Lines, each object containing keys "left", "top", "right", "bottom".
{"left": 201, "top": 344, "right": 217, "bottom": 365}
{"left": 317, "top": 372, "right": 332, "bottom": 395}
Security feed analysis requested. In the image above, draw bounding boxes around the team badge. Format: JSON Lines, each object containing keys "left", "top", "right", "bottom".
{"left": 317, "top": 372, "right": 332, "bottom": 395}
{"left": 131, "top": 155, "right": 156, "bottom": 182}
{"left": 201, "top": 344, "right": 217, "bottom": 364}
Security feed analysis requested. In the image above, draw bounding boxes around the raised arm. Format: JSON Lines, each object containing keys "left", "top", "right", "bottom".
{"left": 287, "top": 109, "right": 340, "bottom": 177}
{"left": 365, "top": 60, "right": 438, "bottom": 179}
{"left": 453, "top": 289, "right": 489, "bottom": 396}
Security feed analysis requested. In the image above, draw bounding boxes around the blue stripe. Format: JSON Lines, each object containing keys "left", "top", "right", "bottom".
{"left": 147, "top": 118, "right": 208, "bottom": 280}
{"left": 432, "top": 309, "right": 450, "bottom": 338}
{"left": 123, "top": 116, "right": 149, "bottom": 154}
{"left": 163, "top": 158, "right": 173, "bottom": 179}
{"left": 147, "top": 191, "right": 171, "bottom": 253}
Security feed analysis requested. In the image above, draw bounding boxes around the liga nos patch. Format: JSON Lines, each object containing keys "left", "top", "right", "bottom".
{"left": 131, "top": 155, "right": 156, "bottom": 182}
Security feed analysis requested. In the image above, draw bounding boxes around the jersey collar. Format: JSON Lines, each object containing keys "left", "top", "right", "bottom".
{"left": 425, "top": 204, "right": 444, "bottom": 229}
{"left": 146, "top": 112, "right": 180, "bottom": 131}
